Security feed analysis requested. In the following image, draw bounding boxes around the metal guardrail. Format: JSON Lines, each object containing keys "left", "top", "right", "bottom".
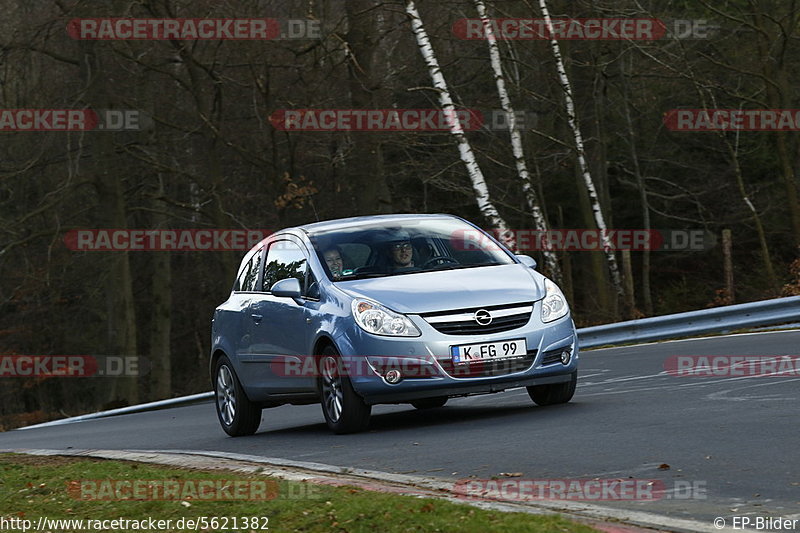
{"left": 18, "top": 392, "right": 214, "bottom": 430}
{"left": 578, "top": 295, "right": 800, "bottom": 349}
{"left": 17, "top": 296, "right": 800, "bottom": 430}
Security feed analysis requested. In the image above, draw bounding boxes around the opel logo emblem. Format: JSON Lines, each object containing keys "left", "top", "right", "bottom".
{"left": 474, "top": 309, "right": 493, "bottom": 326}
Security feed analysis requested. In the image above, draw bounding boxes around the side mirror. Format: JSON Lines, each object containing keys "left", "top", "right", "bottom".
{"left": 270, "top": 278, "right": 302, "bottom": 298}
{"left": 516, "top": 254, "right": 537, "bottom": 269}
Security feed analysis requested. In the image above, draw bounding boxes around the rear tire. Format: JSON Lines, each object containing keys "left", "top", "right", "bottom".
{"left": 318, "top": 346, "right": 371, "bottom": 434}
{"left": 411, "top": 397, "right": 448, "bottom": 409}
{"left": 214, "top": 355, "right": 262, "bottom": 436}
{"left": 527, "top": 371, "right": 577, "bottom": 406}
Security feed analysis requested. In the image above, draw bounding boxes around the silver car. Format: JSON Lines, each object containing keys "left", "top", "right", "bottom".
{"left": 211, "top": 214, "right": 578, "bottom": 434}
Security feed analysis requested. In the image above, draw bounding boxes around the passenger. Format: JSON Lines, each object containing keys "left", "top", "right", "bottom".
{"left": 323, "top": 246, "right": 345, "bottom": 279}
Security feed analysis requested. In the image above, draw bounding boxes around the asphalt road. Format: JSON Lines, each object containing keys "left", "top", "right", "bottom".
{"left": 2, "top": 330, "right": 799, "bottom": 528}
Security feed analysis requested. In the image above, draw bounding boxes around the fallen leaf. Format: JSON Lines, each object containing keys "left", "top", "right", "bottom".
{"left": 658, "top": 464, "right": 670, "bottom": 470}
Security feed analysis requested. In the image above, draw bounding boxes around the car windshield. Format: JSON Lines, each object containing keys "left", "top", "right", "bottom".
{"left": 308, "top": 218, "right": 515, "bottom": 281}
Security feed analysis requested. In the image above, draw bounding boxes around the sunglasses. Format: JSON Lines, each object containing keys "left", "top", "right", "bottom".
{"left": 391, "top": 242, "right": 412, "bottom": 251}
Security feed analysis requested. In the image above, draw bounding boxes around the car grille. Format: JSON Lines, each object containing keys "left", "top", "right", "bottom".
{"left": 437, "top": 349, "right": 538, "bottom": 378}
{"left": 421, "top": 303, "right": 533, "bottom": 335}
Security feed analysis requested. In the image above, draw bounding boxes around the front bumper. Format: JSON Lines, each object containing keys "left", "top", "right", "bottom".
{"left": 334, "top": 307, "right": 578, "bottom": 405}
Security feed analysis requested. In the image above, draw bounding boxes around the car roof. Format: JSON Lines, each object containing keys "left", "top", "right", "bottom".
{"left": 294, "top": 213, "right": 461, "bottom": 234}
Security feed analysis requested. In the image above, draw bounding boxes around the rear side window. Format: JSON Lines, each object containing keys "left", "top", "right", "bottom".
{"left": 244, "top": 248, "right": 264, "bottom": 291}
{"left": 235, "top": 247, "right": 263, "bottom": 292}
{"left": 263, "top": 240, "right": 308, "bottom": 292}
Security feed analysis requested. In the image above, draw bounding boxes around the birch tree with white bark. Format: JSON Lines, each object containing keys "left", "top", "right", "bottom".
{"left": 474, "top": 0, "right": 561, "bottom": 279}
{"left": 405, "top": 0, "right": 516, "bottom": 251}
{"left": 537, "top": 0, "right": 623, "bottom": 296}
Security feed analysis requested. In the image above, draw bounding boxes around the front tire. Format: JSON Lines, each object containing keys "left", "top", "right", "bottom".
{"left": 527, "top": 371, "right": 577, "bottom": 406}
{"left": 319, "top": 346, "right": 371, "bottom": 434}
{"left": 214, "top": 355, "right": 262, "bottom": 436}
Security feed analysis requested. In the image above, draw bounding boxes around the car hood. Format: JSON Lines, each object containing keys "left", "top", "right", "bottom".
{"left": 335, "top": 264, "right": 545, "bottom": 314}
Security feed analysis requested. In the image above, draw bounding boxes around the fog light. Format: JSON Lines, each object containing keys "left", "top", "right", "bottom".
{"left": 385, "top": 369, "right": 402, "bottom": 384}
{"left": 560, "top": 348, "right": 572, "bottom": 365}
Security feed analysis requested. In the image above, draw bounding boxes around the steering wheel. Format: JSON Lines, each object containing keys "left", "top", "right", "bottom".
{"left": 422, "top": 256, "right": 459, "bottom": 268}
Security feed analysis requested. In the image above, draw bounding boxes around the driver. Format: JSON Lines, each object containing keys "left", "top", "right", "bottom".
{"left": 388, "top": 233, "right": 416, "bottom": 271}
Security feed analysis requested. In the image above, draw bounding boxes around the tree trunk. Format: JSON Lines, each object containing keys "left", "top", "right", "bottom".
{"left": 722, "top": 229, "right": 735, "bottom": 303}
{"left": 620, "top": 53, "right": 653, "bottom": 315}
{"left": 79, "top": 38, "right": 139, "bottom": 406}
{"left": 148, "top": 176, "right": 172, "bottom": 400}
{"left": 751, "top": 8, "right": 800, "bottom": 248}
{"left": 725, "top": 136, "right": 778, "bottom": 292}
{"left": 622, "top": 250, "right": 636, "bottom": 319}
{"left": 345, "top": 0, "right": 393, "bottom": 214}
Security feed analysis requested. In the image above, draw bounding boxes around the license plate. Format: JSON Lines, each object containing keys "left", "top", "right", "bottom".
{"left": 450, "top": 338, "right": 527, "bottom": 364}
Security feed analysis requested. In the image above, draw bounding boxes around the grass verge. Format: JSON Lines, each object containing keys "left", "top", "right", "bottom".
{"left": 0, "top": 454, "right": 599, "bottom": 532}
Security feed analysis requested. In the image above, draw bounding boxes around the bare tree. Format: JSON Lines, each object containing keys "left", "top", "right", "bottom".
{"left": 474, "top": 0, "right": 561, "bottom": 278}
{"left": 405, "top": 0, "right": 516, "bottom": 249}
{"left": 536, "top": 0, "right": 623, "bottom": 299}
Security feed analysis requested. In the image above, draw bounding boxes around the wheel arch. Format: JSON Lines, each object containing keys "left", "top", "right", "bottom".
{"left": 209, "top": 349, "right": 228, "bottom": 385}
{"left": 312, "top": 334, "right": 338, "bottom": 356}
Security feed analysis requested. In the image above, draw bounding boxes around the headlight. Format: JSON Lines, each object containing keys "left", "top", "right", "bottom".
{"left": 541, "top": 278, "right": 569, "bottom": 323}
{"left": 352, "top": 299, "right": 421, "bottom": 337}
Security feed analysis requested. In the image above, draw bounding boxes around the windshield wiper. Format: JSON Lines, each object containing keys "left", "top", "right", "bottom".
{"left": 427, "top": 262, "right": 504, "bottom": 271}
{"left": 339, "top": 272, "right": 389, "bottom": 280}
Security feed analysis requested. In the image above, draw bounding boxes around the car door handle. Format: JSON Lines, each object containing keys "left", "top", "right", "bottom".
{"left": 250, "top": 314, "right": 263, "bottom": 323}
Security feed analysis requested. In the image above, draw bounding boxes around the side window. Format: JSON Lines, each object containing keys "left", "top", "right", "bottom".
{"left": 245, "top": 248, "right": 264, "bottom": 291}
{"left": 263, "top": 241, "right": 308, "bottom": 292}
{"left": 235, "top": 247, "right": 263, "bottom": 292}
{"left": 234, "top": 257, "right": 250, "bottom": 292}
